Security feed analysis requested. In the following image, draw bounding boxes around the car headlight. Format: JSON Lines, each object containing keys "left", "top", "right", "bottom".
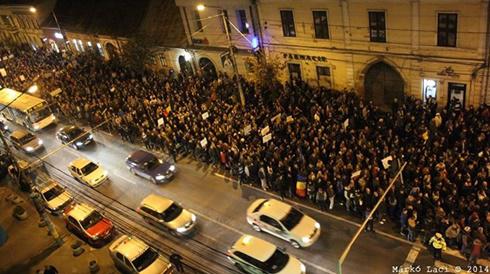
{"left": 176, "top": 227, "right": 187, "bottom": 233}
{"left": 76, "top": 141, "right": 83, "bottom": 146}
{"left": 155, "top": 175, "right": 165, "bottom": 181}
{"left": 103, "top": 171, "right": 108, "bottom": 177}
{"left": 3, "top": 125, "right": 8, "bottom": 130}
{"left": 25, "top": 146, "right": 34, "bottom": 152}
{"left": 33, "top": 124, "right": 40, "bottom": 129}
{"left": 315, "top": 222, "right": 320, "bottom": 229}
{"left": 300, "top": 262, "right": 306, "bottom": 273}
{"left": 169, "top": 165, "right": 176, "bottom": 172}
{"left": 302, "top": 236, "right": 311, "bottom": 244}
{"left": 191, "top": 214, "right": 196, "bottom": 222}
{"left": 88, "top": 134, "right": 93, "bottom": 139}
{"left": 38, "top": 139, "right": 43, "bottom": 145}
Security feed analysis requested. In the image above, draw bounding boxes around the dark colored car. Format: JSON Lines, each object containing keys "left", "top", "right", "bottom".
{"left": 56, "top": 125, "right": 93, "bottom": 150}
{"left": 125, "top": 150, "right": 176, "bottom": 184}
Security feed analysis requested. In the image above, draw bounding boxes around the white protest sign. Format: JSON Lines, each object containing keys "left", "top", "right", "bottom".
{"left": 351, "top": 170, "right": 361, "bottom": 178}
{"left": 202, "top": 112, "right": 209, "bottom": 120}
{"left": 381, "top": 156, "right": 393, "bottom": 169}
{"left": 110, "top": 87, "right": 115, "bottom": 92}
{"left": 2, "top": 56, "right": 7, "bottom": 61}
{"left": 50, "top": 88, "right": 62, "bottom": 97}
{"left": 19, "top": 75, "right": 25, "bottom": 81}
{"left": 314, "top": 113, "right": 320, "bottom": 121}
{"left": 243, "top": 125, "right": 252, "bottom": 136}
{"left": 0, "top": 68, "right": 6, "bottom": 77}
{"left": 343, "top": 118, "right": 349, "bottom": 130}
{"left": 262, "top": 133, "right": 272, "bottom": 143}
{"left": 157, "top": 118, "right": 164, "bottom": 127}
{"left": 8, "top": 54, "right": 13, "bottom": 59}
{"left": 286, "top": 115, "right": 294, "bottom": 123}
{"left": 200, "top": 137, "right": 208, "bottom": 147}
{"left": 260, "top": 126, "right": 270, "bottom": 136}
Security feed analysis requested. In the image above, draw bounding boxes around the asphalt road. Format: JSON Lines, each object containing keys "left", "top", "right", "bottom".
{"left": 5, "top": 120, "right": 476, "bottom": 274}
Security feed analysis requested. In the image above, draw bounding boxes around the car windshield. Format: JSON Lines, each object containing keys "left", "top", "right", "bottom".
{"left": 29, "top": 107, "right": 51, "bottom": 123}
{"left": 161, "top": 203, "right": 183, "bottom": 222}
{"left": 280, "top": 207, "right": 304, "bottom": 230}
{"left": 66, "top": 127, "right": 85, "bottom": 139}
{"left": 143, "top": 156, "right": 160, "bottom": 170}
{"left": 43, "top": 185, "right": 64, "bottom": 201}
{"left": 80, "top": 211, "right": 103, "bottom": 229}
{"left": 81, "top": 162, "right": 99, "bottom": 175}
{"left": 132, "top": 246, "right": 159, "bottom": 271}
{"left": 19, "top": 133, "right": 36, "bottom": 144}
{"left": 263, "top": 249, "right": 290, "bottom": 273}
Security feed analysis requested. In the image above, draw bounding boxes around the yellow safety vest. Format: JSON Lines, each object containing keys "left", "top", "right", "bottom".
{"left": 430, "top": 236, "right": 447, "bottom": 250}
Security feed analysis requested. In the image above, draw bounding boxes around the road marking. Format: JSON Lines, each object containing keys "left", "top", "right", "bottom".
{"left": 400, "top": 246, "right": 421, "bottom": 274}
{"left": 112, "top": 172, "right": 136, "bottom": 185}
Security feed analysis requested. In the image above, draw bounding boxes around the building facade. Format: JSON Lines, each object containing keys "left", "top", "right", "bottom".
{"left": 175, "top": 0, "right": 490, "bottom": 107}
{"left": 0, "top": 4, "right": 42, "bottom": 48}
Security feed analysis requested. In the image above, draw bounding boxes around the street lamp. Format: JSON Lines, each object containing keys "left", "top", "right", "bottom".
{"left": 197, "top": 4, "right": 246, "bottom": 107}
{"left": 30, "top": 6, "right": 68, "bottom": 49}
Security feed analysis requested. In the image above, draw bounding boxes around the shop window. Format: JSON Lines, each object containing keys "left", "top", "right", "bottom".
{"left": 369, "top": 11, "right": 386, "bottom": 42}
{"left": 423, "top": 79, "right": 437, "bottom": 102}
{"left": 437, "top": 13, "right": 457, "bottom": 47}
{"left": 316, "top": 66, "right": 331, "bottom": 88}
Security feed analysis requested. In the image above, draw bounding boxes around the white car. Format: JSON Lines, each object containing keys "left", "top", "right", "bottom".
{"left": 68, "top": 157, "right": 108, "bottom": 187}
{"left": 228, "top": 235, "right": 306, "bottom": 274}
{"left": 137, "top": 194, "right": 196, "bottom": 236}
{"left": 109, "top": 235, "right": 174, "bottom": 274}
{"left": 10, "top": 129, "right": 44, "bottom": 153}
{"left": 37, "top": 180, "right": 73, "bottom": 214}
{"left": 246, "top": 198, "right": 321, "bottom": 248}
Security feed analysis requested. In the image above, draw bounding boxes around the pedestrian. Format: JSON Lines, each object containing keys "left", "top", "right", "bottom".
{"left": 407, "top": 214, "right": 417, "bottom": 242}
{"left": 468, "top": 238, "right": 482, "bottom": 265}
{"left": 170, "top": 253, "right": 184, "bottom": 272}
{"left": 461, "top": 226, "right": 472, "bottom": 258}
{"left": 429, "top": 232, "right": 447, "bottom": 261}
{"left": 364, "top": 207, "right": 374, "bottom": 232}
{"left": 327, "top": 184, "right": 335, "bottom": 210}
{"left": 316, "top": 187, "right": 327, "bottom": 211}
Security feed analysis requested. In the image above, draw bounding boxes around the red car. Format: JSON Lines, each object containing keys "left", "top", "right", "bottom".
{"left": 64, "top": 203, "right": 114, "bottom": 246}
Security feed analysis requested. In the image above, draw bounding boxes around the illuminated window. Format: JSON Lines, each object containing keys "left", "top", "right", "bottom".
{"left": 369, "top": 11, "right": 386, "bottom": 42}
{"left": 72, "top": 39, "right": 79, "bottom": 51}
{"left": 96, "top": 43, "right": 104, "bottom": 56}
{"left": 78, "top": 40, "right": 84, "bottom": 51}
{"left": 236, "top": 10, "right": 249, "bottom": 34}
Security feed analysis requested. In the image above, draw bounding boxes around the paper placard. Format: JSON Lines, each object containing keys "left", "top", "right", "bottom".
{"left": 243, "top": 125, "right": 252, "bottom": 136}
{"left": 110, "top": 86, "right": 115, "bottom": 92}
{"left": 0, "top": 68, "right": 7, "bottom": 77}
{"left": 351, "top": 170, "right": 361, "bottom": 178}
{"left": 2, "top": 56, "right": 7, "bottom": 61}
{"left": 8, "top": 54, "right": 13, "bottom": 59}
{"left": 260, "top": 126, "right": 270, "bottom": 136}
{"left": 343, "top": 118, "right": 349, "bottom": 130}
{"left": 19, "top": 75, "right": 25, "bottom": 81}
{"left": 157, "top": 118, "right": 164, "bottom": 127}
{"left": 50, "top": 88, "right": 62, "bottom": 97}
{"left": 200, "top": 137, "right": 208, "bottom": 147}
{"left": 286, "top": 115, "right": 294, "bottom": 123}
{"left": 202, "top": 112, "right": 209, "bottom": 120}
{"left": 381, "top": 156, "right": 393, "bottom": 169}
{"left": 262, "top": 133, "right": 272, "bottom": 143}
{"left": 314, "top": 113, "right": 320, "bottom": 121}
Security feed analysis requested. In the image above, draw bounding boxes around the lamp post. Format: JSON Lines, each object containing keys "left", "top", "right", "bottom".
{"left": 197, "top": 4, "right": 246, "bottom": 107}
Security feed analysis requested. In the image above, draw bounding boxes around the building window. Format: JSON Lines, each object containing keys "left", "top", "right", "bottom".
{"left": 194, "top": 10, "right": 203, "bottom": 32}
{"left": 159, "top": 55, "right": 167, "bottom": 67}
{"left": 437, "top": 13, "right": 457, "bottom": 47}
{"left": 280, "top": 10, "right": 296, "bottom": 37}
{"left": 77, "top": 39, "right": 84, "bottom": 51}
{"left": 317, "top": 66, "right": 332, "bottom": 88}
{"left": 96, "top": 43, "right": 104, "bottom": 56}
{"left": 236, "top": 10, "right": 249, "bottom": 34}
{"left": 219, "top": 9, "right": 230, "bottom": 33}
{"left": 72, "top": 39, "right": 79, "bottom": 51}
{"left": 288, "top": 63, "right": 301, "bottom": 80}
{"left": 368, "top": 11, "right": 386, "bottom": 42}
{"left": 313, "top": 11, "right": 329, "bottom": 39}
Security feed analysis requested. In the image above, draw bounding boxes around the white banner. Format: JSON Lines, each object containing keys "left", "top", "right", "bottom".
{"left": 262, "top": 133, "right": 272, "bottom": 143}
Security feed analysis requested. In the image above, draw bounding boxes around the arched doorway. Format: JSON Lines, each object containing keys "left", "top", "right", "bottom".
{"left": 105, "top": 42, "right": 118, "bottom": 59}
{"left": 178, "top": 55, "right": 193, "bottom": 76}
{"left": 364, "top": 62, "right": 404, "bottom": 109}
{"left": 198, "top": 57, "right": 217, "bottom": 80}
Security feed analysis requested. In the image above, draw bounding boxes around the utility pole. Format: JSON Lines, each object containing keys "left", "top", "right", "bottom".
{"left": 221, "top": 12, "right": 246, "bottom": 107}
{"left": 0, "top": 130, "right": 62, "bottom": 247}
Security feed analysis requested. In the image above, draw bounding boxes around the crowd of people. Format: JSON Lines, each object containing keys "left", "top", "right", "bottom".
{"left": 1, "top": 45, "right": 489, "bottom": 262}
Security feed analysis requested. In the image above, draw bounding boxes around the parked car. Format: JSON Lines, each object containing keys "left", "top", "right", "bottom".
{"left": 109, "top": 234, "right": 174, "bottom": 274}
{"left": 137, "top": 194, "right": 196, "bottom": 236}
{"left": 68, "top": 157, "right": 108, "bottom": 187}
{"left": 64, "top": 203, "right": 114, "bottom": 246}
{"left": 56, "top": 125, "right": 93, "bottom": 150}
{"left": 36, "top": 180, "right": 73, "bottom": 214}
{"left": 10, "top": 129, "right": 43, "bottom": 153}
{"left": 228, "top": 235, "right": 306, "bottom": 274}
{"left": 246, "top": 198, "right": 321, "bottom": 248}
{"left": 125, "top": 150, "right": 176, "bottom": 183}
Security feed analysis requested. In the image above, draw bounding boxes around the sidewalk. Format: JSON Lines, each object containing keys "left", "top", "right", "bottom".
{"left": 0, "top": 180, "right": 117, "bottom": 274}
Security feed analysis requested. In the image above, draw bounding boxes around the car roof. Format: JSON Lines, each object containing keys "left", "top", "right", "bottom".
{"left": 66, "top": 203, "right": 95, "bottom": 221}
{"left": 254, "top": 198, "right": 291, "bottom": 220}
{"left": 231, "top": 235, "right": 276, "bottom": 262}
{"left": 60, "top": 125, "right": 82, "bottom": 134}
{"left": 10, "top": 129, "right": 29, "bottom": 139}
{"left": 109, "top": 235, "right": 149, "bottom": 262}
{"left": 38, "top": 180, "right": 59, "bottom": 193}
{"left": 128, "top": 150, "right": 156, "bottom": 163}
{"left": 70, "top": 157, "right": 93, "bottom": 168}
{"left": 140, "top": 194, "right": 173, "bottom": 213}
